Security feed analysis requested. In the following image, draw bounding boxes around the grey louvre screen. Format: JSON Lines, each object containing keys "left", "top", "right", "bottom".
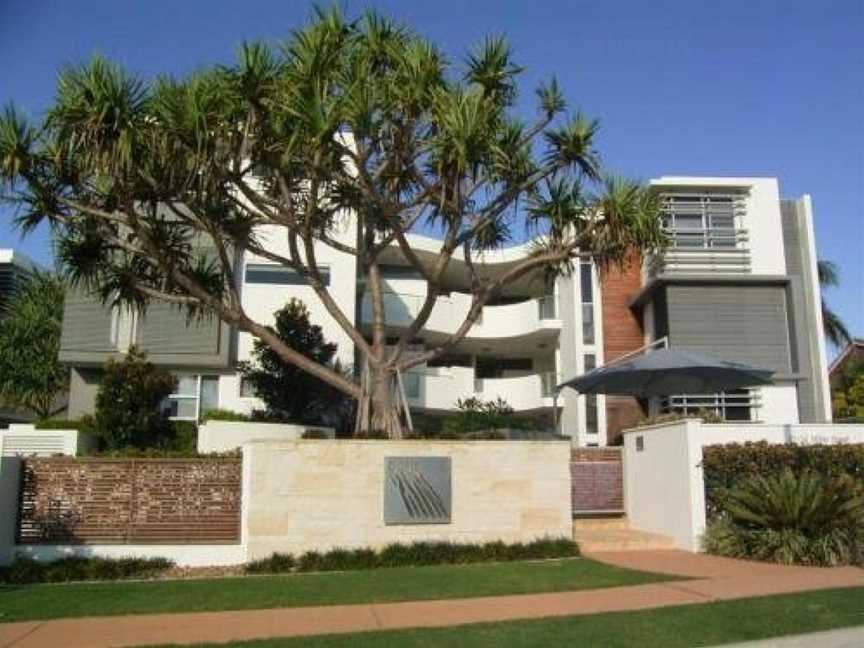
{"left": 245, "top": 264, "right": 330, "bottom": 286}
{"left": 59, "top": 287, "right": 116, "bottom": 353}
{"left": 666, "top": 284, "right": 792, "bottom": 374}
{"left": 136, "top": 303, "right": 221, "bottom": 355}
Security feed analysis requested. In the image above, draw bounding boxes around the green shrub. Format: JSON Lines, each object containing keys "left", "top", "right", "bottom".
{"left": 200, "top": 409, "right": 251, "bottom": 423}
{"left": 0, "top": 556, "right": 174, "bottom": 584}
{"left": 634, "top": 410, "right": 723, "bottom": 427}
{"left": 34, "top": 417, "right": 95, "bottom": 432}
{"left": 93, "top": 348, "right": 177, "bottom": 450}
{"left": 301, "top": 429, "right": 331, "bottom": 439}
{"left": 703, "top": 469, "right": 864, "bottom": 566}
{"left": 243, "top": 537, "right": 579, "bottom": 574}
{"left": 702, "top": 442, "right": 864, "bottom": 517}
{"left": 245, "top": 552, "right": 295, "bottom": 574}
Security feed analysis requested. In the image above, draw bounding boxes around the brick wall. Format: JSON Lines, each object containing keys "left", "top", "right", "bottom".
{"left": 17, "top": 458, "right": 242, "bottom": 544}
{"left": 600, "top": 255, "right": 646, "bottom": 443}
{"left": 571, "top": 448, "right": 623, "bottom": 513}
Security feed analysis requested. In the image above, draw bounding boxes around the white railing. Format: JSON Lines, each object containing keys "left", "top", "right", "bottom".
{"left": 361, "top": 292, "right": 561, "bottom": 339}
{"left": 650, "top": 228, "right": 751, "bottom": 275}
{"left": 403, "top": 368, "right": 556, "bottom": 412}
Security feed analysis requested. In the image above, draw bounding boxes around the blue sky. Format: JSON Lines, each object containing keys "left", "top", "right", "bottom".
{"left": 1, "top": 0, "right": 862, "bottom": 347}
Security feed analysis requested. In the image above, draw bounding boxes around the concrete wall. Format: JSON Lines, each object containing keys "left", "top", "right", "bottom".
{"left": 622, "top": 420, "right": 864, "bottom": 552}
{"left": 243, "top": 439, "right": 572, "bottom": 559}
{"left": 197, "top": 421, "right": 334, "bottom": 453}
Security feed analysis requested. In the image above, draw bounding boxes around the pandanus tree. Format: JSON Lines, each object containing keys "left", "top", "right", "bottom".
{"left": 0, "top": 8, "right": 666, "bottom": 437}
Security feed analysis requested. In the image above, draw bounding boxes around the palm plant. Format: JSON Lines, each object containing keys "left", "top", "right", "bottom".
{"left": 818, "top": 260, "right": 851, "bottom": 347}
{"left": 0, "top": 7, "right": 667, "bottom": 437}
{"left": 704, "top": 468, "right": 864, "bottom": 566}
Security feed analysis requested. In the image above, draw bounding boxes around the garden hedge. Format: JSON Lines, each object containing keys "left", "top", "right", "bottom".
{"left": 702, "top": 441, "right": 864, "bottom": 517}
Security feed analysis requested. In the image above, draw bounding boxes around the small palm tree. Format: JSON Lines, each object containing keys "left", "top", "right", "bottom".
{"left": 818, "top": 260, "right": 851, "bottom": 347}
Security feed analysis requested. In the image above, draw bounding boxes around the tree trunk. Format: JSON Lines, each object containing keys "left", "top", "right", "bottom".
{"left": 354, "top": 360, "right": 404, "bottom": 439}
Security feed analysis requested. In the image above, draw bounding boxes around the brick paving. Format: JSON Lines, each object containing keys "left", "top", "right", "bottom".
{"left": 1, "top": 550, "right": 862, "bottom": 648}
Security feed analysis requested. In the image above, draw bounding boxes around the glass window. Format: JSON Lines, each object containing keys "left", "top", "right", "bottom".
{"left": 662, "top": 389, "right": 755, "bottom": 422}
{"left": 663, "top": 194, "right": 741, "bottom": 249}
{"left": 582, "top": 305, "right": 595, "bottom": 345}
{"left": 586, "top": 395, "right": 598, "bottom": 434}
{"left": 239, "top": 377, "right": 259, "bottom": 398}
{"left": 580, "top": 262, "right": 593, "bottom": 303}
{"left": 164, "top": 374, "right": 220, "bottom": 420}
{"left": 402, "top": 372, "right": 420, "bottom": 399}
{"left": 200, "top": 376, "right": 219, "bottom": 413}
{"left": 245, "top": 264, "right": 330, "bottom": 286}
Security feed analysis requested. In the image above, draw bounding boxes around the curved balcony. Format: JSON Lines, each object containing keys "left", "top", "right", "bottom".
{"left": 361, "top": 291, "right": 561, "bottom": 340}
{"left": 403, "top": 367, "right": 556, "bottom": 412}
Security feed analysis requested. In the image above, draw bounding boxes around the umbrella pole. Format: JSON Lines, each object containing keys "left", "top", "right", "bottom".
{"left": 552, "top": 389, "right": 559, "bottom": 435}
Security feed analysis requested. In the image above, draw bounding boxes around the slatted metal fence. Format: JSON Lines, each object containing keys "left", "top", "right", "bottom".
{"left": 17, "top": 457, "right": 242, "bottom": 544}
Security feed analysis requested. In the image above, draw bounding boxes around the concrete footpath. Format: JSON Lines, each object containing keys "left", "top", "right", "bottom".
{"left": 715, "top": 627, "right": 864, "bottom": 648}
{"left": 1, "top": 550, "right": 862, "bottom": 648}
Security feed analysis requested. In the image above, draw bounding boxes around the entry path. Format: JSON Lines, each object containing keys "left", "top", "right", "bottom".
{"left": 1, "top": 551, "right": 863, "bottom": 648}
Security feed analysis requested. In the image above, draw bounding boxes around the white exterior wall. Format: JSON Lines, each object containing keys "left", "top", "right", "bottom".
{"left": 650, "top": 176, "right": 788, "bottom": 276}
{"left": 757, "top": 384, "right": 800, "bottom": 424}
{"left": 623, "top": 420, "right": 864, "bottom": 552}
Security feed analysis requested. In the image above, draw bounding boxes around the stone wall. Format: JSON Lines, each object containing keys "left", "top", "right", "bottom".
{"left": 243, "top": 440, "right": 572, "bottom": 559}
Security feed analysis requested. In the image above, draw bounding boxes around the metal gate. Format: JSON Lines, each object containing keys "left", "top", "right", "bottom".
{"left": 570, "top": 448, "right": 624, "bottom": 515}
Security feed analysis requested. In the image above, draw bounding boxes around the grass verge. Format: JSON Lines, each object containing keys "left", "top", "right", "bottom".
{"left": 0, "top": 557, "right": 672, "bottom": 623}
{"left": 152, "top": 587, "right": 864, "bottom": 647}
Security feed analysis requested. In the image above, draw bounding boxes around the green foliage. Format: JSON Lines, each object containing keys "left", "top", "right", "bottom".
{"left": 34, "top": 417, "right": 94, "bottom": 431}
{"left": 301, "top": 429, "right": 331, "bottom": 439}
{"left": 0, "top": 7, "right": 668, "bottom": 436}
{"left": 200, "top": 408, "right": 252, "bottom": 422}
{"left": 832, "top": 361, "right": 864, "bottom": 421}
{"left": 0, "top": 555, "right": 174, "bottom": 584}
{"left": 702, "top": 442, "right": 864, "bottom": 518}
{"left": 0, "top": 272, "right": 68, "bottom": 418}
{"left": 818, "top": 260, "right": 851, "bottom": 347}
{"left": 244, "top": 537, "right": 579, "bottom": 574}
{"left": 92, "top": 348, "right": 177, "bottom": 450}
{"left": 238, "top": 299, "right": 352, "bottom": 428}
{"left": 704, "top": 469, "right": 864, "bottom": 566}
{"left": 437, "top": 396, "right": 533, "bottom": 436}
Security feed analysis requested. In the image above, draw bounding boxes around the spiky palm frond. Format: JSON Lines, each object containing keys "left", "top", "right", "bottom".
{"left": 817, "top": 259, "right": 851, "bottom": 347}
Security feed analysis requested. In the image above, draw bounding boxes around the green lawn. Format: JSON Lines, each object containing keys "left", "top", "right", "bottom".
{"left": 0, "top": 558, "right": 674, "bottom": 623}
{"left": 156, "top": 587, "right": 864, "bottom": 648}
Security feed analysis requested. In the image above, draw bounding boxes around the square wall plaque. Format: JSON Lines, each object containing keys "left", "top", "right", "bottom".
{"left": 384, "top": 456, "right": 451, "bottom": 525}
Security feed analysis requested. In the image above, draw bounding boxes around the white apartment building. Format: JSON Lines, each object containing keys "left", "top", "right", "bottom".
{"left": 59, "top": 176, "right": 832, "bottom": 445}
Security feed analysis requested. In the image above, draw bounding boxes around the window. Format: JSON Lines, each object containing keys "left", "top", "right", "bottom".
{"left": 239, "top": 377, "right": 259, "bottom": 398}
{"left": 245, "top": 264, "right": 330, "bottom": 286}
{"left": 164, "top": 374, "right": 219, "bottom": 420}
{"left": 580, "top": 260, "right": 595, "bottom": 345}
{"left": 584, "top": 354, "right": 598, "bottom": 434}
{"left": 401, "top": 371, "right": 421, "bottom": 399}
{"left": 662, "top": 194, "right": 742, "bottom": 249}
{"left": 661, "top": 389, "right": 757, "bottom": 422}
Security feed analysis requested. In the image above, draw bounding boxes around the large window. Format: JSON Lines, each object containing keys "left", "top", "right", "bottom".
{"left": 662, "top": 194, "right": 742, "bottom": 249}
{"left": 245, "top": 263, "right": 330, "bottom": 286}
{"left": 580, "top": 260, "right": 595, "bottom": 345}
{"left": 661, "top": 389, "right": 757, "bottom": 422}
{"left": 164, "top": 374, "right": 219, "bottom": 421}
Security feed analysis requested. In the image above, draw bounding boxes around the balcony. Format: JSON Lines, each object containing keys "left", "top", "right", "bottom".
{"left": 361, "top": 291, "right": 561, "bottom": 339}
{"left": 402, "top": 367, "right": 556, "bottom": 412}
{"left": 650, "top": 228, "right": 751, "bottom": 275}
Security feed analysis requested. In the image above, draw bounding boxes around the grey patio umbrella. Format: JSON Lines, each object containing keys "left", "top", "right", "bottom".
{"left": 556, "top": 348, "right": 774, "bottom": 398}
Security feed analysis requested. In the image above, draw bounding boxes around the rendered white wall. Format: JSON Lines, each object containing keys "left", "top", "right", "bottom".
{"left": 623, "top": 420, "right": 864, "bottom": 552}
{"left": 757, "top": 384, "right": 800, "bottom": 424}
{"left": 197, "top": 421, "right": 334, "bottom": 453}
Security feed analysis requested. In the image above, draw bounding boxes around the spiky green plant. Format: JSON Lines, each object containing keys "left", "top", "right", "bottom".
{"left": 0, "top": 7, "right": 668, "bottom": 438}
{"left": 704, "top": 468, "right": 864, "bottom": 566}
